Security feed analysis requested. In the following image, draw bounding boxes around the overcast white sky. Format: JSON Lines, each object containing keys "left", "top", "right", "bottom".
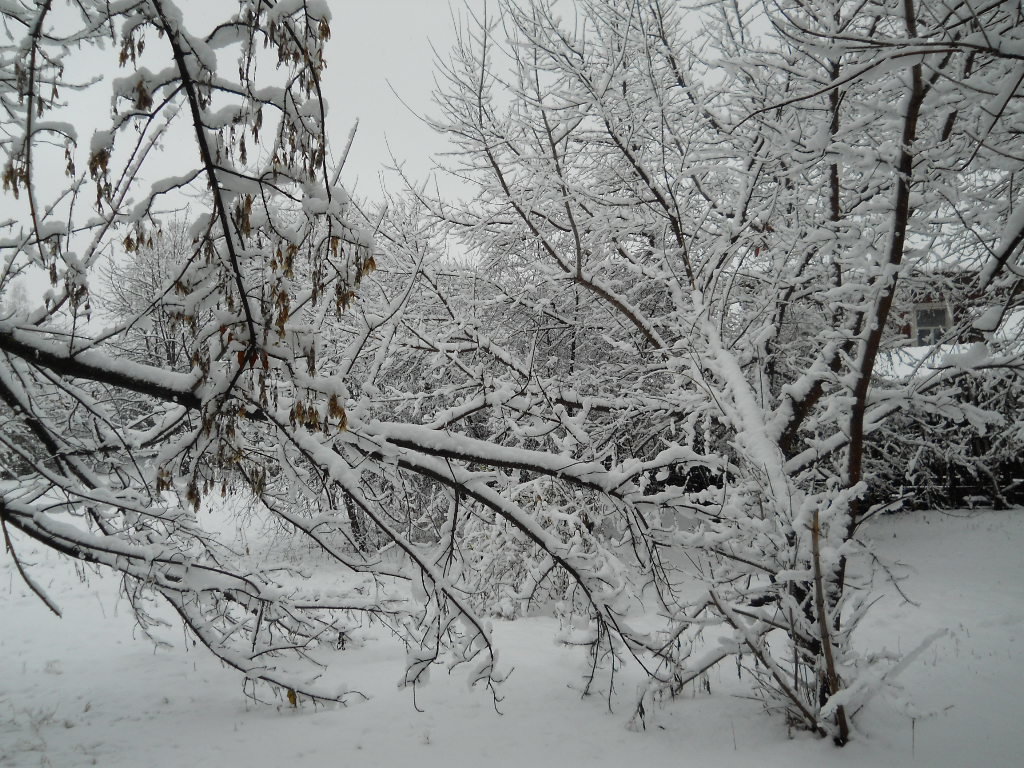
{"left": 323, "top": 0, "right": 486, "bottom": 198}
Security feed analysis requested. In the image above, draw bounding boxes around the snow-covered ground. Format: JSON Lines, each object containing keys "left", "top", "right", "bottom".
{"left": 2, "top": 508, "right": 1022, "bottom": 767}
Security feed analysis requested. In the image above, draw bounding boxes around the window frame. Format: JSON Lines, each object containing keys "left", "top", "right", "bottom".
{"left": 913, "top": 302, "right": 952, "bottom": 345}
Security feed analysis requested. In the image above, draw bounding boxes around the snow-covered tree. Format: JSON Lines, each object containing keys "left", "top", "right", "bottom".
{"left": 0, "top": 0, "right": 385, "bottom": 704}
{"left": 100, "top": 221, "right": 201, "bottom": 370}
{"left": 2, "top": 0, "right": 1022, "bottom": 746}
{"left": 381, "top": 0, "right": 1024, "bottom": 742}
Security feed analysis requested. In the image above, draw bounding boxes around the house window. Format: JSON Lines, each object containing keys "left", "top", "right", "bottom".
{"left": 915, "top": 305, "right": 949, "bottom": 344}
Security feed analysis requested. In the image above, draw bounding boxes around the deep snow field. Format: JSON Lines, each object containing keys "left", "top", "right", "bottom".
{"left": 2, "top": 507, "right": 1022, "bottom": 768}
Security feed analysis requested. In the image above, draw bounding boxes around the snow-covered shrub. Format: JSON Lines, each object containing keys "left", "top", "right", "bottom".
{"left": 867, "top": 362, "right": 1024, "bottom": 509}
